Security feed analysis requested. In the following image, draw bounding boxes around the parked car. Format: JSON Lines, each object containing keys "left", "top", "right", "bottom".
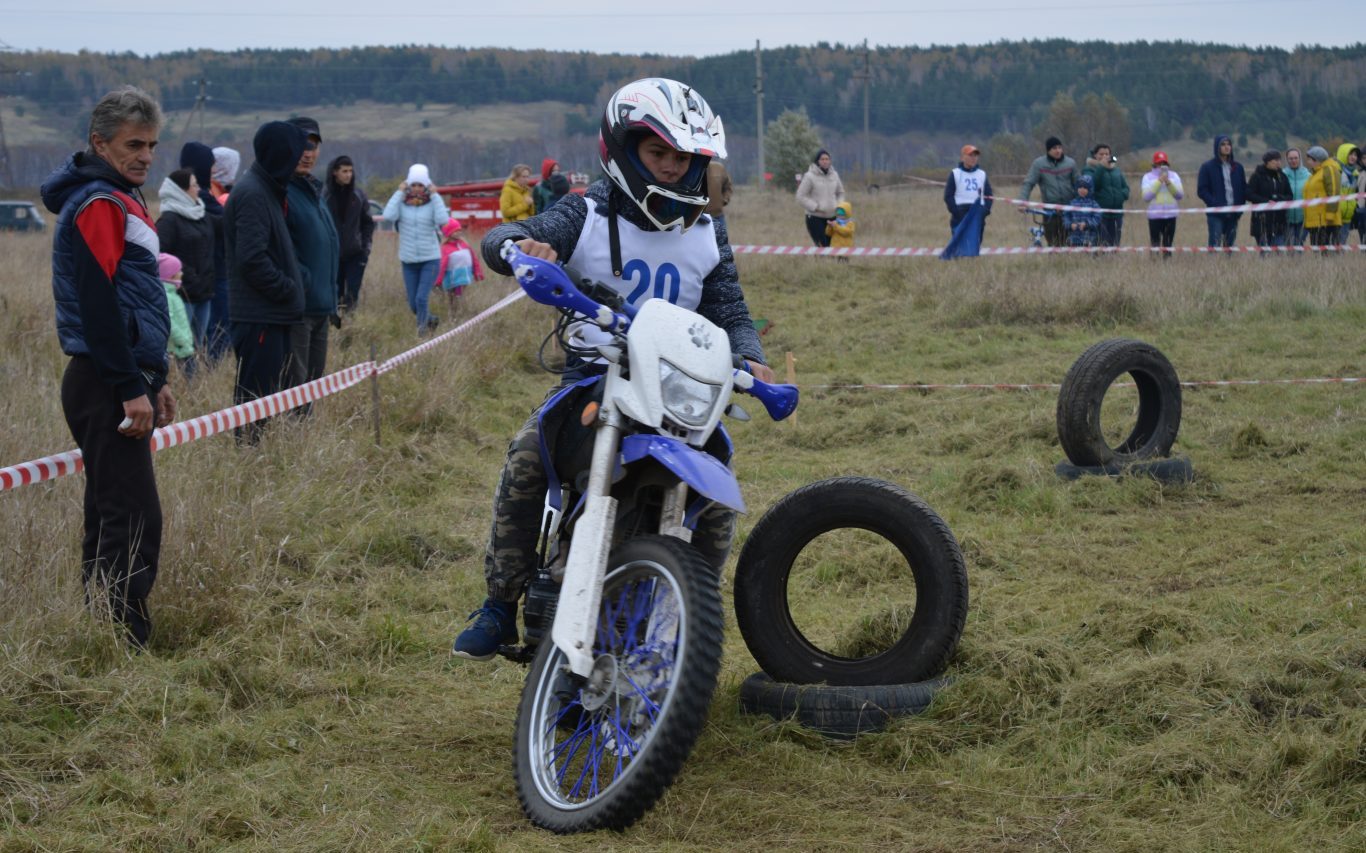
{"left": 0, "top": 200, "right": 46, "bottom": 232}
{"left": 367, "top": 198, "right": 394, "bottom": 232}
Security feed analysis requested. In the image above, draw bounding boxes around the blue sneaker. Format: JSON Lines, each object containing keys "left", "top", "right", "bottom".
{"left": 452, "top": 598, "right": 519, "bottom": 661}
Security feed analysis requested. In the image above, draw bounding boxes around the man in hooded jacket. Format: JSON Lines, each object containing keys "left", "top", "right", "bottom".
{"left": 1196, "top": 135, "right": 1247, "bottom": 250}
{"left": 223, "top": 121, "right": 308, "bottom": 442}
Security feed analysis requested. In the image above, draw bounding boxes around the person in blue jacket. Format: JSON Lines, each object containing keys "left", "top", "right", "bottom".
{"left": 284, "top": 116, "right": 340, "bottom": 397}
{"left": 1196, "top": 135, "right": 1247, "bottom": 251}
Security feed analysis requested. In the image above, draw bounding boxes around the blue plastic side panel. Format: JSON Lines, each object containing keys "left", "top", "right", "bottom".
{"left": 536, "top": 376, "right": 602, "bottom": 512}
{"left": 619, "top": 434, "right": 746, "bottom": 513}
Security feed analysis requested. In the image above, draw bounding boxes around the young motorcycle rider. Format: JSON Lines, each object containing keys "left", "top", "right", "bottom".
{"left": 453, "top": 77, "right": 774, "bottom": 660}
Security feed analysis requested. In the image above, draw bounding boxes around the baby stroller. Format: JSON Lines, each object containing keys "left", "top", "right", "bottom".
{"left": 1065, "top": 216, "right": 1098, "bottom": 248}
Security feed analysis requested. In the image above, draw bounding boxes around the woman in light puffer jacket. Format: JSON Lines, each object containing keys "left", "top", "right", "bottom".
{"left": 382, "top": 163, "right": 450, "bottom": 334}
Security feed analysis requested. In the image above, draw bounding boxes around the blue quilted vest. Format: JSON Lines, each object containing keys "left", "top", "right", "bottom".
{"left": 51, "top": 175, "right": 169, "bottom": 374}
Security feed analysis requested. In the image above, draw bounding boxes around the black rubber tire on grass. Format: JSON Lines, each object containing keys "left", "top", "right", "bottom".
{"left": 738, "top": 672, "right": 946, "bottom": 739}
{"left": 1054, "top": 455, "right": 1194, "bottom": 484}
{"left": 1056, "top": 338, "right": 1182, "bottom": 467}
{"left": 733, "top": 477, "right": 968, "bottom": 686}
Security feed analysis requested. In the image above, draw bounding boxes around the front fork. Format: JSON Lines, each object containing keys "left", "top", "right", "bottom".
{"left": 550, "top": 406, "right": 622, "bottom": 677}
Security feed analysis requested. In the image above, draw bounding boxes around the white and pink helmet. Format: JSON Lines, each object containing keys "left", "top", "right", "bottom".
{"left": 599, "top": 78, "right": 727, "bottom": 232}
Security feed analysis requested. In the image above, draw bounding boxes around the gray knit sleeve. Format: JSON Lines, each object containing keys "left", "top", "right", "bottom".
{"left": 480, "top": 193, "right": 589, "bottom": 275}
{"left": 698, "top": 215, "right": 765, "bottom": 366}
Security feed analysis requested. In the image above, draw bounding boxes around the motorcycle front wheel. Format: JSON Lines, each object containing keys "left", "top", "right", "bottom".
{"left": 513, "top": 535, "right": 724, "bottom": 833}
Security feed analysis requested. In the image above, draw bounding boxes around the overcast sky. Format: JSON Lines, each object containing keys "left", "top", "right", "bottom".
{"left": 0, "top": 0, "right": 1355, "bottom": 56}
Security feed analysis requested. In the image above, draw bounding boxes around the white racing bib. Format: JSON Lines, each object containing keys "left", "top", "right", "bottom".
{"left": 566, "top": 203, "right": 719, "bottom": 353}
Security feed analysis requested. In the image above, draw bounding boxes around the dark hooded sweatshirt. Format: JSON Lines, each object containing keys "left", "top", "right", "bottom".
{"left": 1197, "top": 135, "right": 1247, "bottom": 209}
{"left": 223, "top": 122, "right": 308, "bottom": 325}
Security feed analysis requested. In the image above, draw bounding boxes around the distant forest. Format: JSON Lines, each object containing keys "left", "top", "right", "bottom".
{"left": 6, "top": 41, "right": 1366, "bottom": 185}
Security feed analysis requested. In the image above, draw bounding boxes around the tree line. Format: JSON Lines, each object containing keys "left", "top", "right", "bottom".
{"left": 9, "top": 41, "right": 1366, "bottom": 144}
{"left": 8, "top": 41, "right": 1366, "bottom": 188}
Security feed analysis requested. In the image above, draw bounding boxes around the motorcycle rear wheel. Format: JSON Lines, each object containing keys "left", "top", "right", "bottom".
{"left": 514, "top": 535, "right": 724, "bottom": 833}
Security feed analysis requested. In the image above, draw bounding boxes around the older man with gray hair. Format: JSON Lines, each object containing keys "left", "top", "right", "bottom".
{"left": 40, "top": 86, "right": 177, "bottom": 648}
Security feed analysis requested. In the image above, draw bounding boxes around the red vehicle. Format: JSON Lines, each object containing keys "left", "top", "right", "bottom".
{"left": 432, "top": 173, "right": 590, "bottom": 233}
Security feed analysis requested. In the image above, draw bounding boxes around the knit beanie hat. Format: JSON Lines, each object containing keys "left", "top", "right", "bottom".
{"left": 1307, "top": 146, "right": 1330, "bottom": 163}
{"left": 211, "top": 147, "right": 240, "bottom": 185}
{"left": 157, "top": 252, "right": 182, "bottom": 284}
{"left": 406, "top": 163, "right": 433, "bottom": 186}
{"left": 440, "top": 219, "right": 463, "bottom": 238}
{"left": 1045, "top": 136, "right": 1062, "bottom": 151}
{"left": 1076, "top": 173, "right": 1094, "bottom": 190}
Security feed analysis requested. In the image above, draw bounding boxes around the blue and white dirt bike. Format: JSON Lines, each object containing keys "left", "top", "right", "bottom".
{"left": 496, "top": 242, "right": 798, "bottom": 833}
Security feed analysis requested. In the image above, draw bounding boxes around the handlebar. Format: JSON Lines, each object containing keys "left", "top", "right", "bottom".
{"left": 503, "top": 240, "right": 799, "bottom": 421}
{"left": 501, "top": 241, "right": 632, "bottom": 332}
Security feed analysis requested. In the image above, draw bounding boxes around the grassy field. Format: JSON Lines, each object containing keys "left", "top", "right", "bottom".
{"left": 1, "top": 186, "right": 1363, "bottom": 851}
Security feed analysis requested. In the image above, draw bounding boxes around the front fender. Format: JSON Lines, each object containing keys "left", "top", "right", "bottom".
{"left": 619, "top": 434, "right": 746, "bottom": 514}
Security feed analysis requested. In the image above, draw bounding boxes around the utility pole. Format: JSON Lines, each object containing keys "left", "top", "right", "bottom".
{"left": 858, "top": 39, "right": 871, "bottom": 185}
{"left": 0, "top": 39, "right": 16, "bottom": 189}
{"left": 754, "top": 40, "right": 764, "bottom": 189}
{"left": 179, "top": 76, "right": 209, "bottom": 142}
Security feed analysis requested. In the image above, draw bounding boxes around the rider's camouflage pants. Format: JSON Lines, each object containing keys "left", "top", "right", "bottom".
{"left": 483, "top": 386, "right": 735, "bottom": 603}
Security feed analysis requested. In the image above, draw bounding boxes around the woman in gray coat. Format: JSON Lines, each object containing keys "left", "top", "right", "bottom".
{"left": 796, "top": 149, "right": 846, "bottom": 247}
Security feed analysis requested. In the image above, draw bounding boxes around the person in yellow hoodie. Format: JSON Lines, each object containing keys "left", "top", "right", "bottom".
{"left": 499, "top": 163, "right": 535, "bottom": 223}
{"left": 825, "top": 201, "right": 855, "bottom": 259}
{"left": 1302, "top": 146, "right": 1341, "bottom": 248}
{"left": 1334, "top": 143, "right": 1360, "bottom": 244}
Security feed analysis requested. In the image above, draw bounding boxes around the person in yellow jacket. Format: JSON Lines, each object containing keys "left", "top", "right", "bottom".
{"left": 825, "top": 201, "right": 855, "bottom": 257}
{"left": 1334, "top": 143, "right": 1360, "bottom": 243}
{"left": 1302, "top": 146, "right": 1341, "bottom": 248}
{"left": 499, "top": 164, "right": 535, "bottom": 223}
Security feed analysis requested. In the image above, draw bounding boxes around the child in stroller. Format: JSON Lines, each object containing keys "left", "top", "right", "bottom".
{"left": 1063, "top": 174, "right": 1102, "bottom": 248}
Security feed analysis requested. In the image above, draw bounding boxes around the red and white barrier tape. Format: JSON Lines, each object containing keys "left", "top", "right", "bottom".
{"left": 733, "top": 243, "right": 1366, "bottom": 257}
{"left": 810, "top": 377, "right": 1364, "bottom": 392}
{"left": 1, "top": 289, "right": 527, "bottom": 492}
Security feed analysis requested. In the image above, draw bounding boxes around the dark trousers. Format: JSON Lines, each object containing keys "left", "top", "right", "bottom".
{"left": 288, "top": 316, "right": 330, "bottom": 418}
{"left": 337, "top": 253, "right": 368, "bottom": 311}
{"left": 60, "top": 357, "right": 160, "bottom": 647}
{"left": 1044, "top": 213, "right": 1066, "bottom": 247}
{"left": 205, "top": 275, "right": 231, "bottom": 362}
{"left": 1148, "top": 218, "right": 1177, "bottom": 259}
{"left": 805, "top": 214, "right": 832, "bottom": 248}
{"left": 1309, "top": 227, "right": 1338, "bottom": 249}
{"left": 1099, "top": 215, "right": 1123, "bottom": 247}
{"left": 232, "top": 321, "right": 296, "bottom": 443}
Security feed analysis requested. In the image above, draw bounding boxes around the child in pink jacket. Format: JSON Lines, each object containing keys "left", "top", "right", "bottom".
{"left": 436, "top": 219, "right": 484, "bottom": 313}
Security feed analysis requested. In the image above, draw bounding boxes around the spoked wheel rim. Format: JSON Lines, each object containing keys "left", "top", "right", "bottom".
{"left": 525, "top": 559, "right": 687, "bottom": 811}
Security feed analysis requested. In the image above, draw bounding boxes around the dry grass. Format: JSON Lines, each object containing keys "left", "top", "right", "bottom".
{"left": 1, "top": 186, "right": 1363, "bottom": 851}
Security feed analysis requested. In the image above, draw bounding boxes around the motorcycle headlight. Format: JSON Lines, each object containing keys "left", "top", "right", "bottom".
{"left": 659, "top": 360, "right": 721, "bottom": 428}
